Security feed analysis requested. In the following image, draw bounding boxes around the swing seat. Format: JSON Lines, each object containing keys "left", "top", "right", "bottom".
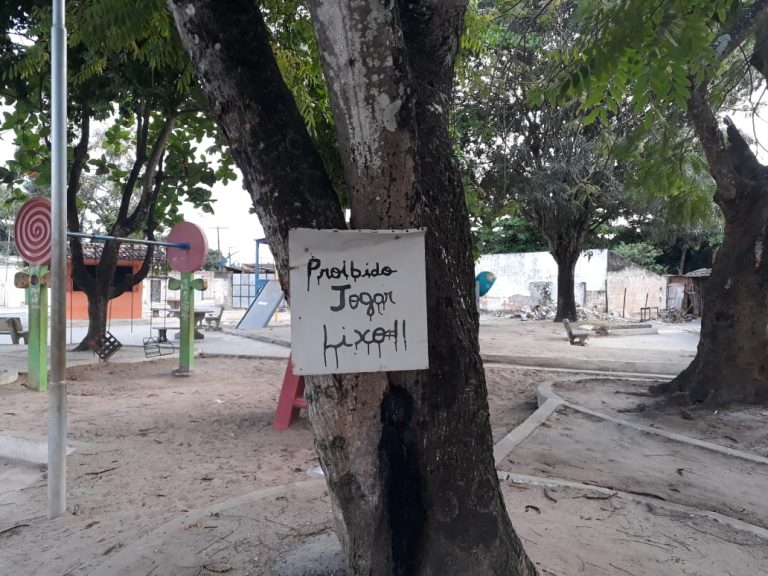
{"left": 95, "top": 331, "right": 123, "bottom": 361}
{"left": 143, "top": 336, "right": 176, "bottom": 358}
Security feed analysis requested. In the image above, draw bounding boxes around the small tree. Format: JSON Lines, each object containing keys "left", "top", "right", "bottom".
{"left": 1, "top": 0, "right": 233, "bottom": 349}
{"left": 454, "top": 1, "right": 625, "bottom": 321}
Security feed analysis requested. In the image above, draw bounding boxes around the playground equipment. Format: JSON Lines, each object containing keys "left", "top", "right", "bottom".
{"left": 236, "top": 278, "right": 283, "bottom": 329}
{"left": 13, "top": 197, "right": 208, "bottom": 385}
{"left": 274, "top": 355, "right": 308, "bottom": 430}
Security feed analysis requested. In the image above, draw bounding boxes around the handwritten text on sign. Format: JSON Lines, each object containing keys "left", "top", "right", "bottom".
{"left": 289, "top": 228, "right": 428, "bottom": 375}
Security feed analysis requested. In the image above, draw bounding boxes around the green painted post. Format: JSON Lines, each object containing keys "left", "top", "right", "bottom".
{"left": 178, "top": 272, "right": 195, "bottom": 373}
{"left": 168, "top": 273, "right": 206, "bottom": 375}
{"left": 27, "top": 265, "right": 48, "bottom": 391}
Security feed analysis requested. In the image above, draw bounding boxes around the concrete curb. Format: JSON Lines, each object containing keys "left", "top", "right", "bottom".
{"left": 224, "top": 328, "right": 291, "bottom": 348}
{"left": 199, "top": 352, "right": 289, "bottom": 361}
{"left": 482, "top": 353, "right": 688, "bottom": 375}
{"left": 493, "top": 397, "right": 561, "bottom": 464}
{"left": 0, "top": 368, "right": 19, "bottom": 386}
{"left": 537, "top": 381, "right": 768, "bottom": 467}
{"left": 0, "top": 434, "right": 75, "bottom": 464}
{"left": 497, "top": 471, "right": 768, "bottom": 541}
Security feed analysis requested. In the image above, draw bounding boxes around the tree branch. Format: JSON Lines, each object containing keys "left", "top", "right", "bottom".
{"left": 67, "top": 110, "right": 94, "bottom": 293}
{"left": 167, "top": 0, "right": 345, "bottom": 296}
{"left": 114, "top": 103, "right": 151, "bottom": 231}
{"left": 715, "top": 0, "right": 768, "bottom": 65}
{"left": 124, "top": 112, "right": 177, "bottom": 232}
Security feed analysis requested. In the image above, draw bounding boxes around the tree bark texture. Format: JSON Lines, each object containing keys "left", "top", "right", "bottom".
{"left": 168, "top": 1, "right": 537, "bottom": 574}
{"left": 552, "top": 248, "right": 579, "bottom": 322}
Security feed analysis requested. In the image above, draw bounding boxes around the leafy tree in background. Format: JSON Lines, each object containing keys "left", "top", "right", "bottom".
{"left": 563, "top": 0, "right": 768, "bottom": 403}
{"left": 473, "top": 214, "right": 548, "bottom": 255}
{"left": 168, "top": 0, "right": 538, "bottom": 573}
{"left": 203, "top": 248, "right": 224, "bottom": 271}
{"left": 0, "top": 0, "right": 234, "bottom": 349}
{"left": 611, "top": 242, "right": 666, "bottom": 275}
{"left": 455, "top": 0, "right": 628, "bottom": 322}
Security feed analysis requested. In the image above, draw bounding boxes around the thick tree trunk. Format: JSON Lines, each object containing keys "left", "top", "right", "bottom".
{"left": 678, "top": 245, "right": 687, "bottom": 275}
{"left": 168, "top": 1, "right": 536, "bottom": 574}
{"left": 552, "top": 248, "right": 579, "bottom": 322}
{"left": 166, "top": 0, "right": 345, "bottom": 298}
{"left": 652, "top": 175, "right": 768, "bottom": 403}
{"left": 654, "top": 86, "right": 768, "bottom": 404}
{"left": 71, "top": 241, "right": 142, "bottom": 351}
{"left": 307, "top": 3, "right": 536, "bottom": 573}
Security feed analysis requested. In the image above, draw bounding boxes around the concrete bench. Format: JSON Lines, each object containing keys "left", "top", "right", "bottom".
{"left": 204, "top": 305, "right": 225, "bottom": 331}
{"left": 0, "top": 317, "right": 29, "bottom": 345}
{"left": 151, "top": 325, "right": 179, "bottom": 343}
{"left": 563, "top": 319, "right": 589, "bottom": 346}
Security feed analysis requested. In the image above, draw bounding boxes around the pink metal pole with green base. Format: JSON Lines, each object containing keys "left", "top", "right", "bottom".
{"left": 166, "top": 222, "right": 209, "bottom": 375}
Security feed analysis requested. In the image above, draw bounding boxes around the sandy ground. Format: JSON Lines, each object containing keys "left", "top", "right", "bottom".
{"left": 0, "top": 357, "right": 543, "bottom": 576}
{"left": 554, "top": 378, "right": 768, "bottom": 456}
{"left": 2, "top": 318, "right": 766, "bottom": 576}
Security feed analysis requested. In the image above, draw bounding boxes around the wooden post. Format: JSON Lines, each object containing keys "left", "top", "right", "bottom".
{"left": 622, "top": 287, "right": 627, "bottom": 319}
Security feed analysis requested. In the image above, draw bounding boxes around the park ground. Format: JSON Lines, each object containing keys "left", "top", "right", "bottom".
{"left": 1, "top": 314, "right": 767, "bottom": 575}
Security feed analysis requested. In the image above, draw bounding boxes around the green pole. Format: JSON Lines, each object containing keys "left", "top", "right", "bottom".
{"left": 177, "top": 272, "right": 195, "bottom": 374}
{"left": 27, "top": 265, "right": 48, "bottom": 392}
{"left": 168, "top": 273, "right": 206, "bottom": 375}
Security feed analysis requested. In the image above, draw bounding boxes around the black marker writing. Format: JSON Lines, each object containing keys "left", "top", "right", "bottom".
{"left": 330, "top": 284, "right": 396, "bottom": 319}
{"left": 307, "top": 257, "right": 397, "bottom": 290}
{"left": 323, "top": 319, "right": 408, "bottom": 369}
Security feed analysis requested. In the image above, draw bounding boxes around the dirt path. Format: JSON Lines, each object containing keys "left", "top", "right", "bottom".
{"left": 0, "top": 357, "right": 542, "bottom": 576}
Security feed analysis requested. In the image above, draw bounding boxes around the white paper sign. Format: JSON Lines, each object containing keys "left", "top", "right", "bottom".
{"left": 289, "top": 228, "right": 429, "bottom": 375}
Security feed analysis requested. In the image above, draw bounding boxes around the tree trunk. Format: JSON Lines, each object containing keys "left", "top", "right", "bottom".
{"left": 552, "top": 248, "right": 579, "bottom": 322}
{"left": 71, "top": 240, "right": 143, "bottom": 351}
{"left": 168, "top": 1, "right": 536, "bottom": 574}
{"left": 76, "top": 287, "right": 109, "bottom": 351}
{"left": 678, "top": 244, "right": 687, "bottom": 275}
{"left": 651, "top": 171, "right": 768, "bottom": 403}
{"left": 307, "top": 3, "right": 536, "bottom": 573}
{"left": 653, "top": 87, "right": 768, "bottom": 404}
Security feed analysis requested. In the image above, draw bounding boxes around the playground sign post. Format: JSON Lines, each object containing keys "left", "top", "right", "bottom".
{"left": 289, "top": 228, "right": 429, "bottom": 375}
{"left": 14, "top": 197, "right": 53, "bottom": 391}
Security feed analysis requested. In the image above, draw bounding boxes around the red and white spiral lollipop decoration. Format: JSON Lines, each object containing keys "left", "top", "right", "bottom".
{"left": 15, "top": 197, "right": 52, "bottom": 265}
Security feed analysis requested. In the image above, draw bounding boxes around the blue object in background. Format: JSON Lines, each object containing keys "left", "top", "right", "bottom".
{"left": 476, "top": 271, "right": 496, "bottom": 297}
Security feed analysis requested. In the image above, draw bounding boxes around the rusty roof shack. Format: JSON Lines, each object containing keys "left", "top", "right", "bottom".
{"left": 667, "top": 268, "right": 711, "bottom": 317}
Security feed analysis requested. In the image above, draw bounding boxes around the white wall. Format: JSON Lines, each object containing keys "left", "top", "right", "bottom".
{"left": 0, "top": 260, "right": 26, "bottom": 308}
{"left": 476, "top": 250, "right": 609, "bottom": 312}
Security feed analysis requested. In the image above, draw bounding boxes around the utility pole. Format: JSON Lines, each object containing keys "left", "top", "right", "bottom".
{"left": 212, "top": 227, "right": 228, "bottom": 270}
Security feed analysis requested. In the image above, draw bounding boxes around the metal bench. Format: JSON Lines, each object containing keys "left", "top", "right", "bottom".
{"left": 563, "top": 319, "right": 589, "bottom": 346}
{"left": 0, "top": 317, "right": 29, "bottom": 344}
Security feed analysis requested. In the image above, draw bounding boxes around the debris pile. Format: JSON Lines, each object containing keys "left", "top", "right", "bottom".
{"left": 508, "top": 304, "right": 556, "bottom": 321}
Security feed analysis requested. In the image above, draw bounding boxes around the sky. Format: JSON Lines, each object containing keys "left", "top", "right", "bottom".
{"left": 0, "top": 129, "right": 274, "bottom": 267}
